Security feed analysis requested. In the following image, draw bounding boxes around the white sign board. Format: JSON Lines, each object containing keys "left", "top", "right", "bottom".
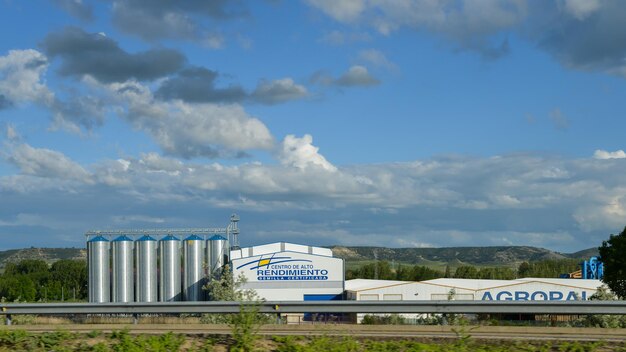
{"left": 232, "top": 251, "right": 344, "bottom": 283}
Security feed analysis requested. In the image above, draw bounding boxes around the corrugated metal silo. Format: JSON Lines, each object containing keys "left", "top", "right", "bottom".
{"left": 183, "top": 235, "right": 205, "bottom": 301}
{"left": 159, "top": 235, "right": 181, "bottom": 302}
{"left": 111, "top": 235, "right": 134, "bottom": 302}
{"left": 207, "top": 235, "right": 228, "bottom": 277}
{"left": 87, "top": 235, "right": 110, "bottom": 303}
{"left": 136, "top": 235, "right": 157, "bottom": 302}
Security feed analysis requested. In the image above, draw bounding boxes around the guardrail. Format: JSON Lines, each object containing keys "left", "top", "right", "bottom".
{"left": 2, "top": 300, "right": 626, "bottom": 325}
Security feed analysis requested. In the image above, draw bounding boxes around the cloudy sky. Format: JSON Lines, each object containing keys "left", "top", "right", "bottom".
{"left": 1, "top": 0, "right": 625, "bottom": 252}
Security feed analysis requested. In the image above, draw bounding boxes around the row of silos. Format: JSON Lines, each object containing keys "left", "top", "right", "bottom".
{"left": 87, "top": 234, "right": 229, "bottom": 303}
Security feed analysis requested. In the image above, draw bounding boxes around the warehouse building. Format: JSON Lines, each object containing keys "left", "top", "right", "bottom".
{"left": 345, "top": 277, "right": 605, "bottom": 322}
{"left": 346, "top": 277, "right": 604, "bottom": 301}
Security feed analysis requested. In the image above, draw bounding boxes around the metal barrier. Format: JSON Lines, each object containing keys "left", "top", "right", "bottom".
{"left": 3, "top": 300, "right": 626, "bottom": 325}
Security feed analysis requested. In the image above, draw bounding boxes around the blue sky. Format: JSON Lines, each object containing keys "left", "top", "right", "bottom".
{"left": 1, "top": 0, "right": 626, "bottom": 252}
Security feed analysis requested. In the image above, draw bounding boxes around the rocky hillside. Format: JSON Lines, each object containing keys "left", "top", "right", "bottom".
{"left": 0, "top": 247, "right": 86, "bottom": 269}
{"left": 330, "top": 245, "right": 598, "bottom": 267}
{"left": 0, "top": 245, "right": 598, "bottom": 270}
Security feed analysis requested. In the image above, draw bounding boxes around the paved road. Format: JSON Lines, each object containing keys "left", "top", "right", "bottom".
{"left": 2, "top": 324, "right": 626, "bottom": 341}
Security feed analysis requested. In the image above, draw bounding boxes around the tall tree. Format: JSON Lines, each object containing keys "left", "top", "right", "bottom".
{"left": 454, "top": 265, "right": 479, "bottom": 279}
{"left": 599, "top": 226, "right": 626, "bottom": 299}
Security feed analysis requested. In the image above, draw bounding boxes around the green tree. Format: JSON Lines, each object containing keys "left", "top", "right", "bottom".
{"left": 599, "top": 226, "right": 626, "bottom": 299}
{"left": 348, "top": 261, "right": 395, "bottom": 280}
{"left": 515, "top": 259, "right": 579, "bottom": 278}
{"left": 478, "top": 267, "right": 516, "bottom": 280}
{"left": 4, "top": 259, "right": 49, "bottom": 276}
{"left": 49, "top": 259, "right": 88, "bottom": 300}
{"left": 0, "top": 260, "right": 48, "bottom": 301}
{"left": 202, "top": 265, "right": 269, "bottom": 351}
{"left": 454, "top": 266, "right": 479, "bottom": 279}
{"left": 574, "top": 285, "right": 626, "bottom": 328}
{"left": 518, "top": 261, "right": 531, "bottom": 277}
{"left": 394, "top": 265, "right": 412, "bottom": 280}
{"left": 0, "top": 259, "right": 87, "bottom": 302}
{"left": 409, "top": 265, "right": 443, "bottom": 281}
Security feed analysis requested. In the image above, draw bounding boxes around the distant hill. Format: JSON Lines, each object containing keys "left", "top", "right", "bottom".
{"left": 0, "top": 247, "right": 85, "bottom": 270}
{"left": 566, "top": 247, "right": 600, "bottom": 259}
{"left": 0, "top": 245, "right": 598, "bottom": 271}
{"left": 330, "top": 245, "right": 599, "bottom": 269}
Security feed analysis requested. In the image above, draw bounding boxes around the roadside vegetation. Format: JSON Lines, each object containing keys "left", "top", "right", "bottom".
{"left": 0, "top": 329, "right": 618, "bottom": 351}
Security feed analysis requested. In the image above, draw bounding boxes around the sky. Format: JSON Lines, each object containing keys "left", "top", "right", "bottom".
{"left": 0, "top": 0, "right": 625, "bottom": 252}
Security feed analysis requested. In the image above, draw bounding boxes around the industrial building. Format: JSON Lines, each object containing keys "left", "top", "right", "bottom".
{"left": 86, "top": 214, "right": 605, "bottom": 315}
{"left": 345, "top": 277, "right": 606, "bottom": 322}
{"left": 231, "top": 242, "right": 344, "bottom": 301}
{"left": 86, "top": 215, "right": 344, "bottom": 303}
{"left": 86, "top": 216, "right": 236, "bottom": 303}
{"left": 345, "top": 277, "right": 604, "bottom": 302}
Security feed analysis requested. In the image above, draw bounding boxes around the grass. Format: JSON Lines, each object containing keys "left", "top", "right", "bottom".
{"left": 0, "top": 329, "right": 620, "bottom": 352}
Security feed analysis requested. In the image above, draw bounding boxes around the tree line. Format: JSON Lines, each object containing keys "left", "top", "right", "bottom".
{"left": 0, "top": 259, "right": 87, "bottom": 302}
{"left": 346, "top": 258, "right": 581, "bottom": 281}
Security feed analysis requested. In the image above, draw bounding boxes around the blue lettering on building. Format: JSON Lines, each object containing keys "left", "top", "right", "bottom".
{"left": 549, "top": 291, "right": 563, "bottom": 300}
{"left": 496, "top": 291, "right": 512, "bottom": 300}
{"left": 515, "top": 291, "right": 529, "bottom": 300}
{"left": 481, "top": 290, "right": 588, "bottom": 301}
{"left": 256, "top": 268, "right": 329, "bottom": 281}
{"left": 531, "top": 291, "right": 548, "bottom": 300}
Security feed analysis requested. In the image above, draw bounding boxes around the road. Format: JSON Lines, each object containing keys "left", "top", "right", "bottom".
{"left": 2, "top": 324, "right": 626, "bottom": 342}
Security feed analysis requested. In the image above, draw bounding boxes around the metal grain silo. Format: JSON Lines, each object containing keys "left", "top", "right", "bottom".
{"left": 111, "top": 235, "right": 134, "bottom": 302}
{"left": 159, "top": 235, "right": 181, "bottom": 302}
{"left": 87, "top": 235, "right": 110, "bottom": 303}
{"left": 183, "top": 235, "right": 205, "bottom": 301}
{"left": 207, "top": 235, "right": 228, "bottom": 277}
{"left": 135, "top": 235, "right": 157, "bottom": 302}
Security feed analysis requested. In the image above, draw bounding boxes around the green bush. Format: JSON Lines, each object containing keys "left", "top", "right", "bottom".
{"left": 361, "top": 314, "right": 406, "bottom": 325}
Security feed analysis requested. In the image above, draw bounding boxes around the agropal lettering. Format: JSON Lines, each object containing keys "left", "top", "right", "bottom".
{"left": 481, "top": 290, "right": 587, "bottom": 301}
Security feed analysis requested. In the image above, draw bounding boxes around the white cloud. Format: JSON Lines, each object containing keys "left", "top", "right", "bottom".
{"left": 201, "top": 32, "right": 224, "bottom": 49}
{"left": 549, "top": 108, "right": 569, "bottom": 130}
{"left": 561, "top": 0, "right": 601, "bottom": 20}
{"left": 335, "top": 65, "right": 380, "bottom": 87}
{"left": 308, "top": 1, "right": 626, "bottom": 76}
{"left": 306, "top": 0, "right": 366, "bottom": 22}
{"left": 594, "top": 150, "right": 626, "bottom": 160}
{"left": 5, "top": 124, "right": 18, "bottom": 140}
{"left": 252, "top": 78, "right": 308, "bottom": 104}
{"left": 307, "top": 0, "right": 527, "bottom": 57}
{"left": 278, "top": 134, "right": 337, "bottom": 172}
{"left": 111, "top": 214, "right": 166, "bottom": 224}
{"left": 0, "top": 49, "right": 53, "bottom": 107}
{"left": 357, "top": 49, "right": 397, "bottom": 71}
{"left": 108, "top": 80, "right": 275, "bottom": 158}
{"left": 5, "top": 142, "right": 92, "bottom": 183}
{"left": 0, "top": 49, "right": 105, "bottom": 133}
{"left": 3, "top": 142, "right": 626, "bottom": 250}
{"left": 319, "top": 30, "right": 371, "bottom": 45}
{"left": 573, "top": 193, "right": 626, "bottom": 231}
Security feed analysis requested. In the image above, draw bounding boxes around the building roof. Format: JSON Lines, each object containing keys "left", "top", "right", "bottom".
{"left": 345, "top": 279, "right": 411, "bottom": 292}
{"left": 515, "top": 278, "right": 604, "bottom": 290}
{"left": 346, "top": 278, "right": 606, "bottom": 293}
{"left": 421, "top": 278, "right": 515, "bottom": 290}
{"left": 230, "top": 242, "right": 334, "bottom": 260}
